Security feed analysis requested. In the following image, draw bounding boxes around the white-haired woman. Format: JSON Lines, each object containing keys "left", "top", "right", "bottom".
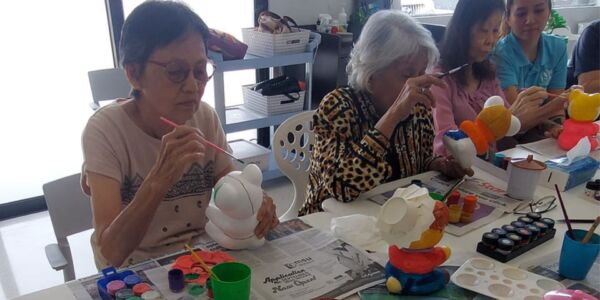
{"left": 300, "top": 10, "right": 473, "bottom": 215}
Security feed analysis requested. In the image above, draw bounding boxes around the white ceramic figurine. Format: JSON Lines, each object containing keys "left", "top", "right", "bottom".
{"left": 205, "top": 164, "right": 265, "bottom": 250}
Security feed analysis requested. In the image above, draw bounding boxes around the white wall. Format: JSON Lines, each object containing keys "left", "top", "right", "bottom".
{"left": 556, "top": 6, "right": 600, "bottom": 33}
{"left": 415, "top": 6, "right": 600, "bottom": 34}
{"left": 268, "top": 0, "right": 599, "bottom": 34}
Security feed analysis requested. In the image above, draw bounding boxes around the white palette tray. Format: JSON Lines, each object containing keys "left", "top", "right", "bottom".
{"left": 451, "top": 257, "right": 565, "bottom": 299}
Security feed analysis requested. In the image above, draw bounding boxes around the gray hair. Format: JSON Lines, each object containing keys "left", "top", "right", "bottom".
{"left": 347, "top": 10, "right": 439, "bottom": 92}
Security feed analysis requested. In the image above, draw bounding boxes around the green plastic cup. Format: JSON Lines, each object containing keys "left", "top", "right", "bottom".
{"left": 211, "top": 262, "right": 251, "bottom": 300}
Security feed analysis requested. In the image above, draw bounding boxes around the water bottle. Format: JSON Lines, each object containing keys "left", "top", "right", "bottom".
{"left": 338, "top": 7, "right": 347, "bottom": 32}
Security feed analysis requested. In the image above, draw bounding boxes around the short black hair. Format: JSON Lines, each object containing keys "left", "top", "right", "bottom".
{"left": 505, "top": 0, "right": 552, "bottom": 17}
{"left": 501, "top": 0, "right": 552, "bottom": 36}
{"left": 119, "top": 0, "right": 209, "bottom": 70}
{"left": 439, "top": 0, "right": 505, "bottom": 87}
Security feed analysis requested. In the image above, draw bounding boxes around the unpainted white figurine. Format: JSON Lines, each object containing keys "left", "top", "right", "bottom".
{"left": 205, "top": 164, "right": 265, "bottom": 250}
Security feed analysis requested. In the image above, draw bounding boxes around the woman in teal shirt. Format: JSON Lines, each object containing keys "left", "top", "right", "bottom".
{"left": 493, "top": 0, "right": 567, "bottom": 105}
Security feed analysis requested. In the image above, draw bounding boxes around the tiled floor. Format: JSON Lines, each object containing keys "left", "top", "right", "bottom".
{"left": 0, "top": 177, "right": 294, "bottom": 300}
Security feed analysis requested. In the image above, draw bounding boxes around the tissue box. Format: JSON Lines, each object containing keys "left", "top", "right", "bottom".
{"left": 540, "top": 156, "right": 600, "bottom": 191}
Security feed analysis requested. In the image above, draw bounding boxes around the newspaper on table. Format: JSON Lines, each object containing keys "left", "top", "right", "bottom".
{"left": 68, "top": 219, "right": 385, "bottom": 300}
{"left": 521, "top": 251, "right": 600, "bottom": 298}
{"left": 366, "top": 173, "right": 524, "bottom": 236}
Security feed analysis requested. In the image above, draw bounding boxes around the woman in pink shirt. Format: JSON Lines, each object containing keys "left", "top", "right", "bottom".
{"left": 431, "top": 0, "right": 565, "bottom": 156}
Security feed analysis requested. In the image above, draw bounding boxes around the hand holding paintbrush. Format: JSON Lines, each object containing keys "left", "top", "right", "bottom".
{"left": 160, "top": 116, "right": 245, "bottom": 164}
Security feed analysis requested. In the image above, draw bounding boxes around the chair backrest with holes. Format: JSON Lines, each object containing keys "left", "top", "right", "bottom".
{"left": 273, "top": 110, "right": 315, "bottom": 221}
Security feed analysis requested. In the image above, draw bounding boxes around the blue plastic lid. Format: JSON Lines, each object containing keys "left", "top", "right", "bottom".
{"left": 444, "top": 129, "right": 468, "bottom": 140}
{"left": 124, "top": 274, "right": 142, "bottom": 287}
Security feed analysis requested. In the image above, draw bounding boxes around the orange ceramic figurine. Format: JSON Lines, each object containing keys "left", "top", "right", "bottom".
{"left": 443, "top": 96, "right": 521, "bottom": 169}
{"left": 558, "top": 89, "right": 600, "bottom": 151}
{"left": 376, "top": 185, "right": 451, "bottom": 295}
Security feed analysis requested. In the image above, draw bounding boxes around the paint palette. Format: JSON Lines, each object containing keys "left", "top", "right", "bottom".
{"left": 477, "top": 215, "right": 556, "bottom": 262}
{"left": 451, "top": 258, "right": 565, "bottom": 300}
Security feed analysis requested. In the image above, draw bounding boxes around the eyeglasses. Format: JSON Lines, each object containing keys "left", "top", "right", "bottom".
{"left": 147, "top": 59, "right": 215, "bottom": 84}
{"left": 512, "top": 195, "right": 557, "bottom": 215}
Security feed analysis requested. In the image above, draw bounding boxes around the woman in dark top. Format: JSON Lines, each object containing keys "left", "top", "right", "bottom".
{"left": 301, "top": 10, "right": 472, "bottom": 215}
{"left": 571, "top": 20, "right": 600, "bottom": 93}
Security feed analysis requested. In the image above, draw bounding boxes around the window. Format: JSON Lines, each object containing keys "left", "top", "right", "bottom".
{"left": 405, "top": 0, "right": 599, "bottom": 16}
{"left": 0, "top": 1, "right": 112, "bottom": 204}
{"left": 0, "top": 1, "right": 256, "bottom": 208}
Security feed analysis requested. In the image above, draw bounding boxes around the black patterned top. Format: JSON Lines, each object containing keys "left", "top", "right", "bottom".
{"left": 300, "top": 87, "right": 437, "bottom": 215}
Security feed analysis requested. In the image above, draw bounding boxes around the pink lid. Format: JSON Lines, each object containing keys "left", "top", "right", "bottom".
{"left": 544, "top": 289, "right": 599, "bottom": 300}
{"left": 107, "top": 280, "right": 126, "bottom": 296}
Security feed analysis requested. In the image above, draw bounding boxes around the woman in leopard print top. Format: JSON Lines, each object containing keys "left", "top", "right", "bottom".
{"left": 300, "top": 10, "right": 473, "bottom": 216}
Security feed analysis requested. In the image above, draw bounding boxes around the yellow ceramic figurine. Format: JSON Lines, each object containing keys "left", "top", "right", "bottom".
{"left": 558, "top": 90, "right": 600, "bottom": 151}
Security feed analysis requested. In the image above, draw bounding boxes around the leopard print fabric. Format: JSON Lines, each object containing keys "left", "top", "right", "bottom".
{"left": 299, "top": 87, "right": 438, "bottom": 216}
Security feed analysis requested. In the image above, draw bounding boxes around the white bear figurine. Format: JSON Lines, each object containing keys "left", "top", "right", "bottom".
{"left": 205, "top": 164, "right": 265, "bottom": 250}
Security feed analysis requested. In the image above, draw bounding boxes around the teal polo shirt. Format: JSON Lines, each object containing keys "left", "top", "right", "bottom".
{"left": 493, "top": 32, "right": 568, "bottom": 90}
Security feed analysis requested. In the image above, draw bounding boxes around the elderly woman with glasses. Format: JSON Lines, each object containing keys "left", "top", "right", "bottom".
{"left": 301, "top": 10, "right": 473, "bottom": 216}
{"left": 81, "top": 1, "right": 278, "bottom": 269}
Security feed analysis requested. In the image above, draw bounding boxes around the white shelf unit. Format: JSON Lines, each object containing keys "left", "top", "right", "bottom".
{"left": 208, "top": 32, "right": 321, "bottom": 181}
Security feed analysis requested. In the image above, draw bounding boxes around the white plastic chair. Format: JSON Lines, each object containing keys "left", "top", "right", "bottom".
{"left": 273, "top": 110, "right": 315, "bottom": 221}
{"left": 43, "top": 173, "right": 93, "bottom": 281}
{"left": 88, "top": 68, "right": 131, "bottom": 110}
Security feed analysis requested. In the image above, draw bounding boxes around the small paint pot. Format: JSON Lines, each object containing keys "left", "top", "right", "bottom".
{"left": 527, "top": 224, "right": 540, "bottom": 241}
{"left": 517, "top": 216, "right": 534, "bottom": 225}
{"left": 482, "top": 232, "right": 499, "bottom": 249}
{"left": 492, "top": 228, "right": 507, "bottom": 238}
{"left": 506, "top": 233, "right": 522, "bottom": 247}
{"left": 534, "top": 221, "right": 549, "bottom": 236}
{"left": 516, "top": 228, "right": 532, "bottom": 245}
{"left": 502, "top": 225, "right": 517, "bottom": 234}
{"left": 496, "top": 238, "right": 515, "bottom": 255}
{"left": 107, "top": 280, "right": 126, "bottom": 296}
{"left": 124, "top": 275, "right": 142, "bottom": 288}
{"left": 511, "top": 221, "right": 526, "bottom": 228}
{"left": 541, "top": 218, "right": 555, "bottom": 230}
{"left": 526, "top": 212, "right": 542, "bottom": 221}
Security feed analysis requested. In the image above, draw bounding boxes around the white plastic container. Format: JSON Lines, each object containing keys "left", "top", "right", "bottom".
{"left": 242, "top": 28, "right": 310, "bottom": 57}
{"left": 229, "top": 139, "right": 271, "bottom": 171}
{"left": 242, "top": 84, "right": 305, "bottom": 116}
{"left": 506, "top": 155, "right": 546, "bottom": 200}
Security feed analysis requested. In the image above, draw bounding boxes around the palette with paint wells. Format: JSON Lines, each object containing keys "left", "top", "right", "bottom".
{"left": 477, "top": 214, "right": 556, "bottom": 262}
{"left": 451, "top": 257, "right": 565, "bottom": 300}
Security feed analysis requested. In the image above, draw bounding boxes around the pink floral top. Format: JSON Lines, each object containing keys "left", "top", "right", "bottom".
{"left": 431, "top": 72, "right": 509, "bottom": 156}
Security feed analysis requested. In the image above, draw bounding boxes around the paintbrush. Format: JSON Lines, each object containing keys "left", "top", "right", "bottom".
{"left": 184, "top": 243, "right": 221, "bottom": 281}
{"left": 557, "top": 219, "right": 596, "bottom": 224}
{"left": 581, "top": 216, "right": 600, "bottom": 244}
{"left": 159, "top": 116, "right": 245, "bottom": 165}
{"left": 555, "top": 184, "right": 575, "bottom": 240}
{"left": 437, "top": 64, "right": 469, "bottom": 78}
{"left": 443, "top": 177, "right": 466, "bottom": 201}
